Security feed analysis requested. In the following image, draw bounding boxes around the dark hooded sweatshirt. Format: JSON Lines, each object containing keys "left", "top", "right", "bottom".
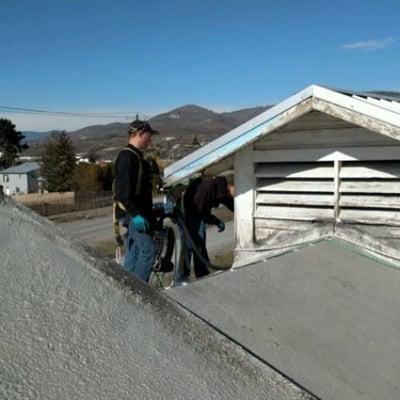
{"left": 114, "top": 144, "right": 154, "bottom": 225}
{"left": 183, "top": 176, "right": 234, "bottom": 225}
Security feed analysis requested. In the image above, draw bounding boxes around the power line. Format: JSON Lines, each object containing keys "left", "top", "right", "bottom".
{"left": 0, "top": 105, "right": 151, "bottom": 120}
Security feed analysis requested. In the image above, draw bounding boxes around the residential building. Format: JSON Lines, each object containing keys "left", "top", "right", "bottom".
{"left": 0, "top": 162, "right": 41, "bottom": 195}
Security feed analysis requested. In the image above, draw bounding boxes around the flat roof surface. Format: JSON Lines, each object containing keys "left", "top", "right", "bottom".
{"left": 166, "top": 239, "right": 400, "bottom": 400}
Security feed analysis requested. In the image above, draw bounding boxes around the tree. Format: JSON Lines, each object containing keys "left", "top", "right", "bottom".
{"left": 41, "top": 132, "right": 76, "bottom": 192}
{"left": 73, "top": 163, "right": 102, "bottom": 192}
{"left": 0, "top": 118, "right": 29, "bottom": 169}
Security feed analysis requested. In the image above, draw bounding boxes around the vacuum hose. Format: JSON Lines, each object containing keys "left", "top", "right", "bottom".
{"left": 175, "top": 213, "right": 232, "bottom": 271}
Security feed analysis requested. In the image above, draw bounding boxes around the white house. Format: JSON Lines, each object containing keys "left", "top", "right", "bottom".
{"left": 164, "top": 85, "right": 400, "bottom": 265}
{"left": 0, "top": 162, "right": 41, "bottom": 195}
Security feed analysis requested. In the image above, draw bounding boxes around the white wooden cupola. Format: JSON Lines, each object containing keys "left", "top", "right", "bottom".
{"left": 164, "top": 85, "right": 400, "bottom": 264}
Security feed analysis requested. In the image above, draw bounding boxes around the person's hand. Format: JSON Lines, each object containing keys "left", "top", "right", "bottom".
{"left": 131, "top": 214, "right": 149, "bottom": 233}
{"left": 216, "top": 219, "right": 225, "bottom": 232}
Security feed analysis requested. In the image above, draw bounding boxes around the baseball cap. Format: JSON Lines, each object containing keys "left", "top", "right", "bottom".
{"left": 128, "top": 119, "right": 159, "bottom": 135}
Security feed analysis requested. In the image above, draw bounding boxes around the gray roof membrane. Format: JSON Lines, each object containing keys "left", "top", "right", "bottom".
{"left": 0, "top": 195, "right": 312, "bottom": 400}
{"left": 166, "top": 239, "right": 400, "bottom": 400}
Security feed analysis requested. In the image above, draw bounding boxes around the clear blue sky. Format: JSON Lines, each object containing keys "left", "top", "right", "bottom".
{"left": 1, "top": 0, "right": 399, "bottom": 131}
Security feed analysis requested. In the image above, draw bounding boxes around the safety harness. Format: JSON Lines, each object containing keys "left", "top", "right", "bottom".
{"left": 113, "top": 146, "right": 143, "bottom": 249}
{"left": 112, "top": 148, "right": 175, "bottom": 281}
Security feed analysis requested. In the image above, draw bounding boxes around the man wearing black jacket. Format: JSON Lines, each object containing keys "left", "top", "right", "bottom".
{"left": 114, "top": 120, "right": 158, "bottom": 282}
{"left": 176, "top": 175, "right": 234, "bottom": 284}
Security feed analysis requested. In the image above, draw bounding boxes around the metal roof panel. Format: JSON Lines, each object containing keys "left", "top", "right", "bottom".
{"left": 0, "top": 161, "right": 41, "bottom": 174}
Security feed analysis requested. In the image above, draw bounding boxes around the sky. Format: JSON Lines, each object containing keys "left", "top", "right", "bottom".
{"left": 0, "top": 0, "right": 399, "bottom": 132}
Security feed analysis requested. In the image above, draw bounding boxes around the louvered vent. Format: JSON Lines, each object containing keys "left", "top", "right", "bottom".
{"left": 253, "top": 160, "right": 400, "bottom": 241}
{"left": 254, "top": 161, "right": 335, "bottom": 240}
{"left": 339, "top": 161, "right": 400, "bottom": 226}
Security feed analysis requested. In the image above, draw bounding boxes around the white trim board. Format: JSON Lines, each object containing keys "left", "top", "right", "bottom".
{"left": 254, "top": 146, "right": 400, "bottom": 163}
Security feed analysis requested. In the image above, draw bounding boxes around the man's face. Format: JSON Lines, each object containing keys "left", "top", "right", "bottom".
{"left": 228, "top": 184, "right": 235, "bottom": 197}
{"left": 139, "top": 130, "right": 152, "bottom": 149}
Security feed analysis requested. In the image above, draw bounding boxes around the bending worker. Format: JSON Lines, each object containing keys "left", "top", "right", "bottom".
{"left": 114, "top": 120, "right": 159, "bottom": 283}
{"left": 176, "top": 175, "right": 234, "bottom": 284}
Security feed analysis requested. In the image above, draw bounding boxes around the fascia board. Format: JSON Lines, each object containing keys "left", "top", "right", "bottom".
{"left": 354, "top": 96, "right": 400, "bottom": 115}
{"left": 313, "top": 86, "right": 400, "bottom": 127}
{"left": 163, "top": 85, "right": 316, "bottom": 186}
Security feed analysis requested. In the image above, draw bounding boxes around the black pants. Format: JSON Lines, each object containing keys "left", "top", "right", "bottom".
{"left": 176, "top": 216, "right": 209, "bottom": 282}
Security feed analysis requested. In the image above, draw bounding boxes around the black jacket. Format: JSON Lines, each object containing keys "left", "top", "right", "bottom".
{"left": 183, "top": 176, "right": 234, "bottom": 225}
{"left": 114, "top": 144, "right": 153, "bottom": 224}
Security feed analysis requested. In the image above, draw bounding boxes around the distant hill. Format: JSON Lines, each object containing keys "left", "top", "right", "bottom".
{"left": 65, "top": 104, "right": 272, "bottom": 138}
{"left": 68, "top": 122, "right": 129, "bottom": 139}
{"left": 149, "top": 105, "right": 234, "bottom": 136}
{"left": 23, "top": 104, "right": 272, "bottom": 159}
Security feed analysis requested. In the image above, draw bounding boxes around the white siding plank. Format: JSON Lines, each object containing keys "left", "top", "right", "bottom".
{"left": 255, "top": 205, "right": 334, "bottom": 221}
{"left": 257, "top": 179, "right": 334, "bottom": 192}
{"left": 254, "top": 146, "right": 400, "bottom": 163}
{"left": 256, "top": 193, "right": 334, "bottom": 206}
{"left": 340, "top": 163, "right": 400, "bottom": 178}
{"left": 276, "top": 110, "right": 353, "bottom": 131}
{"left": 255, "top": 218, "right": 322, "bottom": 231}
{"left": 346, "top": 223, "right": 400, "bottom": 239}
{"left": 340, "top": 195, "right": 400, "bottom": 209}
{"left": 255, "top": 163, "right": 334, "bottom": 178}
{"left": 340, "top": 180, "right": 400, "bottom": 193}
{"left": 340, "top": 209, "right": 400, "bottom": 226}
{"left": 254, "top": 126, "right": 397, "bottom": 151}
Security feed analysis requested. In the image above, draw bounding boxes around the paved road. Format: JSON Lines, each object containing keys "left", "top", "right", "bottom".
{"left": 59, "top": 215, "right": 235, "bottom": 253}
{"left": 59, "top": 215, "right": 114, "bottom": 243}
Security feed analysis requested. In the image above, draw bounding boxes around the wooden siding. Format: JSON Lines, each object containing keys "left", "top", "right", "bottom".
{"left": 338, "top": 161, "right": 400, "bottom": 226}
{"left": 255, "top": 111, "right": 398, "bottom": 150}
{"left": 253, "top": 115, "right": 400, "bottom": 242}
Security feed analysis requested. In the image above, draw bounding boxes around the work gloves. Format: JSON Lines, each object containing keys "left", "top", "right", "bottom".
{"left": 216, "top": 219, "right": 225, "bottom": 232}
{"left": 131, "top": 214, "right": 150, "bottom": 233}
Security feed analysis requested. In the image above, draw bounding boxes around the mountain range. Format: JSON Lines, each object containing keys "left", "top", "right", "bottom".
{"left": 23, "top": 104, "right": 272, "bottom": 160}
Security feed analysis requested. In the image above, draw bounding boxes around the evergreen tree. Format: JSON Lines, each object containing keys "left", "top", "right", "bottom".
{"left": 0, "top": 118, "right": 29, "bottom": 169}
{"left": 41, "top": 132, "right": 76, "bottom": 192}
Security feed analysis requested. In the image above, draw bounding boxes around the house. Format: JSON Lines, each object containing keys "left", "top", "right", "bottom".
{"left": 164, "top": 85, "right": 400, "bottom": 400}
{"left": 0, "top": 161, "right": 41, "bottom": 195}
{"left": 164, "top": 84, "right": 400, "bottom": 266}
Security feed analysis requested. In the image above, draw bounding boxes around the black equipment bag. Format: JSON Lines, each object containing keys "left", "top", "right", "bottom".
{"left": 152, "top": 226, "right": 175, "bottom": 273}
